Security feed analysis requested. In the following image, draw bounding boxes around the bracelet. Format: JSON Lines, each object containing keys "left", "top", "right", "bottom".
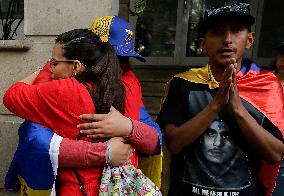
{"left": 106, "top": 144, "right": 112, "bottom": 165}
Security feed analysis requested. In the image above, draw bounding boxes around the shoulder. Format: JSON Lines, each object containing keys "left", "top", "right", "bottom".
{"left": 121, "top": 70, "right": 140, "bottom": 85}
{"left": 121, "top": 70, "right": 142, "bottom": 96}
{"left": 240, "top": 59, "right": 280, "bottom": 86}
{"left": 241, "top": 58, "right": 276, "bottom": 76}
{"left": 34, "top": 78, "right": 84, "bottom": 97}
{"left": 170, "top": 66, "right": 207, "bottom": 87}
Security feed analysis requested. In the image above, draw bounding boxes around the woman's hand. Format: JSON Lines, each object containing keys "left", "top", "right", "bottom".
{"left": 78, "top": 106, "right": 133, "bottom": 139}
{"left": 107, "top": 137, "right": 134, "bottom": 166}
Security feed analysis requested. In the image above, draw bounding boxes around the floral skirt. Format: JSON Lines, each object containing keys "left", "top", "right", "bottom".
{"left": 99, "top": 164, "right": 162, "bottom": 196}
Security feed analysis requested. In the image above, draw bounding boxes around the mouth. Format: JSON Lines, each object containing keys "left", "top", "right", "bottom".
{"left": 218, "top": 48, "right": 236, "bottom": 56}
{"left": 208, "top": 149, "right": 224, "bottom": 156}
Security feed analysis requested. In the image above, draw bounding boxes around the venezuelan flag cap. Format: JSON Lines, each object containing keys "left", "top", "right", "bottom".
{"left": 89, "top": 16, "right": 145, "bottom": 62}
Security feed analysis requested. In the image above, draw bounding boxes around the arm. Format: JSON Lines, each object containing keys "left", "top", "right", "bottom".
{"left": 58, "top": 138, "right": 107, "bottom": 168}
{"left": 78, "top": 72, "right": 161, "bottom": 155}
{"left": 3, "top": 80, "right": 59, "bottom": 125}
{"left": 159, "top": 65, "right": 234, "bottom": 154}
{"left": 227, "top": 67, "right": 284, "bottom": 163}
{"left": 3, "top": 62, "right": 59, "bottom": 123}
{"left": 59, "top": 137, "right": 134, "bottom": 168}
{"left": 78, "top": 107, "right": 160, "bottom": 154}
{"left": 164, "top": 101, "right": 220, "bottom": 154}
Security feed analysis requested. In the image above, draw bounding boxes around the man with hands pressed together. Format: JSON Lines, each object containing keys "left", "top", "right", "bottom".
{"left": 157, "top": 1, "right": 284, "bottom": 196}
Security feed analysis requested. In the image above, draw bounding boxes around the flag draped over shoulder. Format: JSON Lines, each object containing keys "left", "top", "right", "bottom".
{"left": 5, "top": 121, "right": 62, "bottom": 196}
{"left": 173, "top": 59, "right": 284, "bottom": 196}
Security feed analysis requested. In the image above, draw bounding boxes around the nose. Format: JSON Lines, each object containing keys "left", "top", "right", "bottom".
{"left": 223, "top": 31, "right": 233, "bottom": 45}
{"left": 213, "top": 134, "right": 222, "bottom": 147}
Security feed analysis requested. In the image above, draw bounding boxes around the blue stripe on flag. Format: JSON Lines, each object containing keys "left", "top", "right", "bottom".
{"left": 139, "top": 107, "right": 162, "bottom": 152}
{"left": 5, "top": 121, "right": 56, "bottom": 190}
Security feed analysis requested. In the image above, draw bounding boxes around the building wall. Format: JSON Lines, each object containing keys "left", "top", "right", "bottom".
{"left": 0, "top": 0, "right": 116, "bottom": 188}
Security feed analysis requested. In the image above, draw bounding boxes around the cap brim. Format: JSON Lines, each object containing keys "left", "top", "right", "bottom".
{"left": 114, "top": 45, "right": 146, "bottom": 62}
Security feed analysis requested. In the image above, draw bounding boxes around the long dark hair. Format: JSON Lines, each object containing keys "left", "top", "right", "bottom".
{"left": 55, "top": 29, "right": 125, "bottom": 114}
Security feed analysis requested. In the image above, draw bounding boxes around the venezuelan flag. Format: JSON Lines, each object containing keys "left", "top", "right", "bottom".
{"left": 5, "top": 121, "right": 62, "bottom": 196}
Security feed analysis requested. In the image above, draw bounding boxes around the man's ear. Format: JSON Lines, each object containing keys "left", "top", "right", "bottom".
{"left": 246, "top": 32, "right": 255, "bottom": 49}
{"left": 199, "top": 38, "right": 207, "bottom": 54}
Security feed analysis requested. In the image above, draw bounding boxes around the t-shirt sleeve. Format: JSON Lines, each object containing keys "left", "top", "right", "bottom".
{"left": 156, "top": 77, "right": 188, "bottom": 128}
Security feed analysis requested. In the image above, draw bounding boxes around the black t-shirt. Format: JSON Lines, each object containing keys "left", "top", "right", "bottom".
{"left": 157, "top": 77, "right": 282, "bottom": 196}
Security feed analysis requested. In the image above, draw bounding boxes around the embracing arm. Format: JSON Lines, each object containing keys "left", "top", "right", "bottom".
{"left": 78, "top": 71, "right": 161, "bottom": 155}
{"left": 3, "top": 62, "right": 57, "bottom": 123}
{"left": 78, "top": 107, "right": 160, "bottom": 155}
{"left": 58, "top": 138, "right": 107, "bottom": 168}
{"left": 125, "top": 119, "right": 160, "bottom": 154}
{"left": 58, "top": 137, "right": 133, "bottom": 168}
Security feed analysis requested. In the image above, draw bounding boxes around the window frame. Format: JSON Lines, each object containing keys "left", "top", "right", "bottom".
{"left": 127, "top": 0, "right": 274, "bottom": 67}
{"left": 0, "top": 0, "right": 25, "bottom": 40}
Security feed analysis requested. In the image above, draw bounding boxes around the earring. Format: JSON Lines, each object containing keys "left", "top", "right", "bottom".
{"left": 72, "top": 71, "right": 77, "bottom": 76}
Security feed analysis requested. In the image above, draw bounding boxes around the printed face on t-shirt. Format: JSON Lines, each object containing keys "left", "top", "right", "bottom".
{"left": 201, "top": 120, "right": 237, "bottom": 164}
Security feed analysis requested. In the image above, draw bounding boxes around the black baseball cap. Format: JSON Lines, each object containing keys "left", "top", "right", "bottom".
{"left": 202, "top": 1, "right": 255, "bottom": 34}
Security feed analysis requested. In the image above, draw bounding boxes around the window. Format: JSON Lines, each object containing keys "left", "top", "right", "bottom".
{"left": 134, "top": 0, "right": 178, "bottom": 57}
{"left": 252, "top": 0, "right": 284, "bottom": 66}
{"left": 0, "top": 0, "right": 24, "bottom": 40}
{"left": 120, "top": 0, "right": 283, "bottom": 67}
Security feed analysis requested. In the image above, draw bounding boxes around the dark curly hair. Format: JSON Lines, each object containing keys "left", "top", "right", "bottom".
{"left": 56, "top": 29, "right": 125, "bottom": 114}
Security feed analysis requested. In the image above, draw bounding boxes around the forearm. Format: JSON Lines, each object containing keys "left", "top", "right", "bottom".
{"left": 58, "top": 138, "right": 107, "bottom": 168}
{"left": 125, "top": 120, "right": 160, "bottom": 154}
{"left": 165, "top": 101, "right": 220, "bottom": 154}
{"left": 234, "top": 106, "right": 284, "bottom": 163}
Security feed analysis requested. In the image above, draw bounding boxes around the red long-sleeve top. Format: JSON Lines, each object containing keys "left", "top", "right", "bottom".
{"left": 3, "top": 72, "right": 159, "bottom": 195}
{"left": 31, "top": 63, "right": 160, "bottom": 169}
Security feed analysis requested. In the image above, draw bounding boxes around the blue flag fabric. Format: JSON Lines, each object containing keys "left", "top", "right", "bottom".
{"left": 5, "top": 121, "right": 62, "bottom": 196}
